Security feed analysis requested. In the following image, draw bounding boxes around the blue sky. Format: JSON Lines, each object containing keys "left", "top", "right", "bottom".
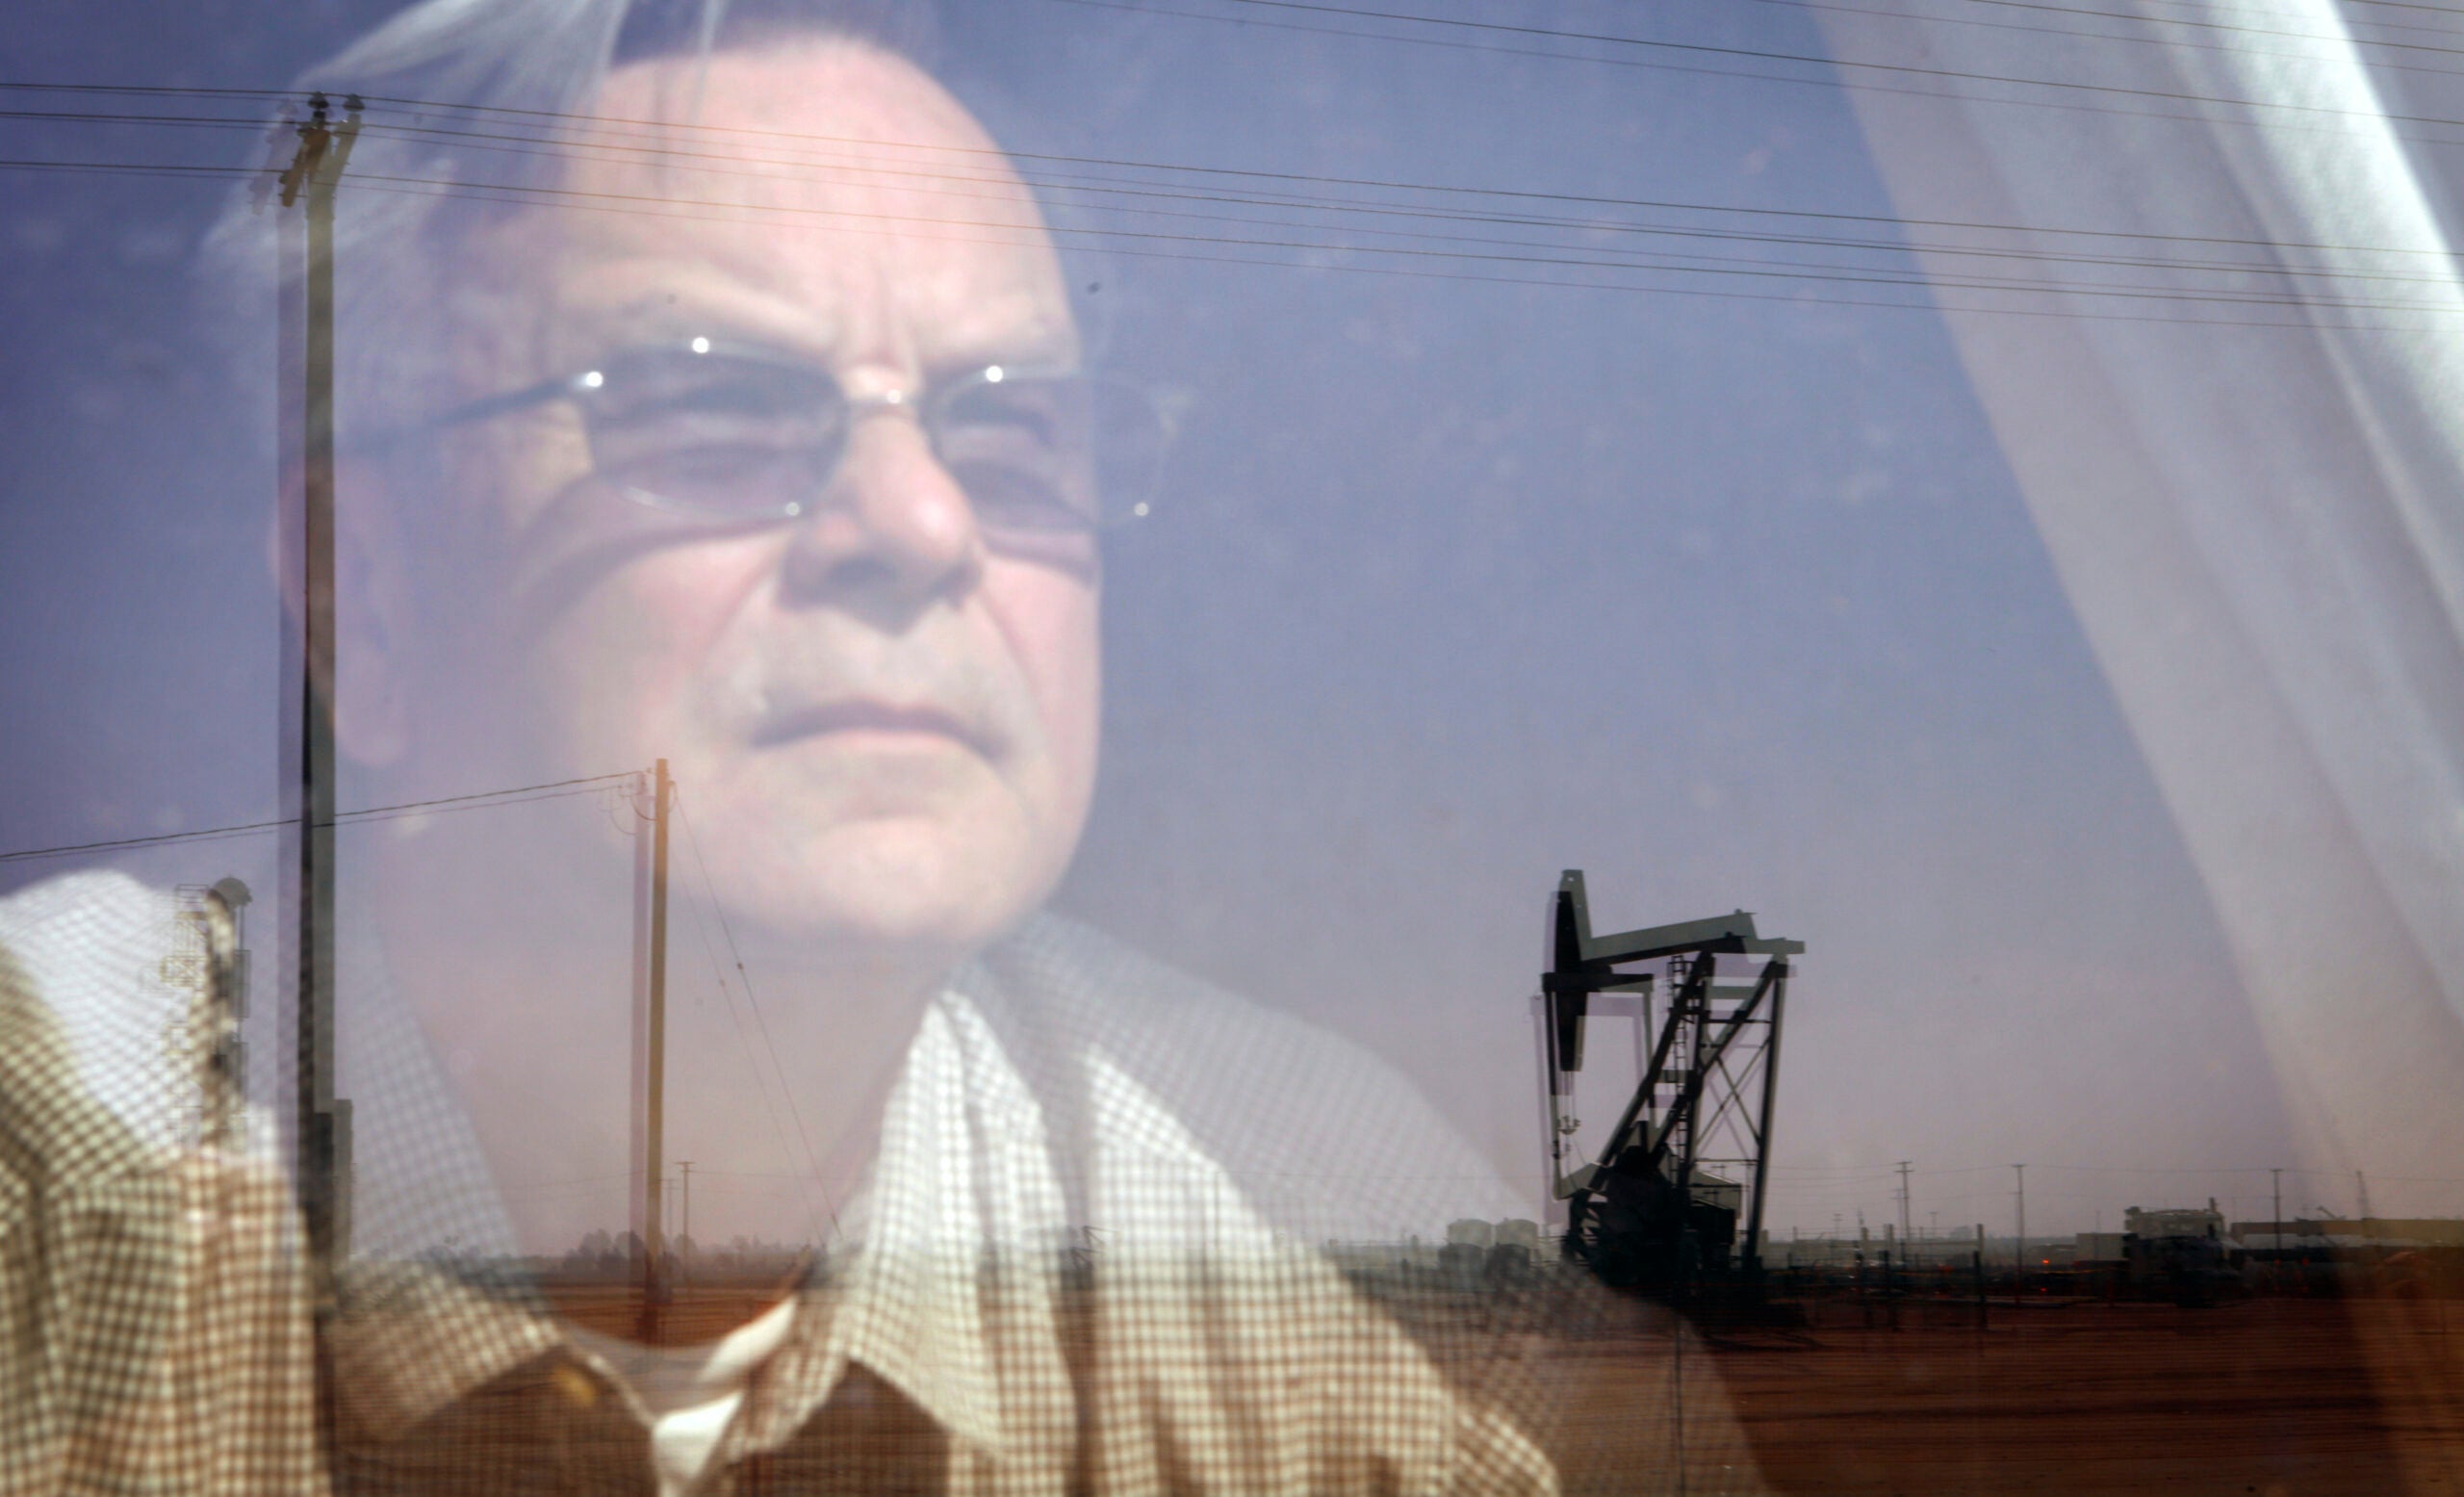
{"left": 0, "top": 0, "right": 2368, "bottom": 1240}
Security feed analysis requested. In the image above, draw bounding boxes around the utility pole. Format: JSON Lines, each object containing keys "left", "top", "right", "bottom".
{"left": 2272, "top": 1167, "right": 2284, "bottom": 1253}
{"left": 679, "top": 1160, "right": 694, "bottom": 1257}
{"left": 277, "top": 90, "right": 362, "bottom": 1300}
{"left": 2356, "top": 1170, "right": 2374, "bottom": 1224}
{"left": 1897, "top": 1161, "right": 1913, "bottom": 1251}
{"left": 638, "top": 759, "right": 673, "bottom": 1341}
{"left": 275, "top": 90, "right": 361, "bottom": 1477}
{"left": 2014, "top": 1163, "right": 2027, "bottom": 1298}
{"left": 629, "top": 768, "right": 653, "bottom": 1298}
{"left": 1975, "top": 1223, "right": 1988, "bottom": 1331}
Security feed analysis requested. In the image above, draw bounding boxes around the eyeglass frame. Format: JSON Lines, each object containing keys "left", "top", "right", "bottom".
{"left": 423, "top": 335, "right": 1178, "bottom": 541}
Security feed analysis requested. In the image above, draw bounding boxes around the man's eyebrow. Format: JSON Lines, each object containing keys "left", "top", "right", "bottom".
{"left": 552, "top": 291, "right": 848, "bottom": 362}
{"left": 923, "top": 323, "right": 1084, "bottom": 377}
{"left": 569, "top": 323, "right": 827, "bottom": 365}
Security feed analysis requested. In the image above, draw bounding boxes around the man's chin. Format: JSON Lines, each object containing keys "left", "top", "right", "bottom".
{"left": 706, "top": 813, "right": 1052, "bottom": 965}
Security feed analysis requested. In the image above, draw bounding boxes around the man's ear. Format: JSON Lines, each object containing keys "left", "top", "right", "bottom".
{"left": 270, "top": 456, "right": 415, "bottom": 768}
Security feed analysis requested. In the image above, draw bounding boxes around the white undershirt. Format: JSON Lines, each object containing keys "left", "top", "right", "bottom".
{"left": 564, "top": 1296, "right": 800, "bottom": 1497}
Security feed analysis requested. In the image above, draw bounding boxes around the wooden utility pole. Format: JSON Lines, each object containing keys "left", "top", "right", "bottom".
{"left": 679, "top": 1160, "right": 694, "bottom": 1257}
{"left": 1897, "top": 1160, "right": 1913, "bottom": 1251}
{"left": 638, "top": 759, "right": 673, "bottom": 1341}
{"left": 2271, "top": 1166, "right": 2284, "bottom": 1287}
{"left": 2013, "top": 1163, "right": 2027, "bottom": 1305}
{"left": 278, "top": 90, "right": 362, "bottom": 1295}
{"left": 1975, "top": 1223, "right": 1988, "bottom": 1331}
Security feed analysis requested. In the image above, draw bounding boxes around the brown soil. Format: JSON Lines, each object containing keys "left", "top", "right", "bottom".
{"left": 1691, "top": 1298, "right": 2464, "bottom": 1496}
{"left": 535, "top": 1281, "right": 2464, "bottom": 1492}
{"left": 537, "top": 1280, "right": 800, "bottom": 1346}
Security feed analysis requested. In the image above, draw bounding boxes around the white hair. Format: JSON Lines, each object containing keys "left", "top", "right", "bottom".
{"left": 201, "top": 0, "right": 939, "bottom": 475}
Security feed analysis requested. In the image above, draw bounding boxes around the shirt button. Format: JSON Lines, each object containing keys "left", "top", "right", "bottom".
{"left": 551, "top": 1362, "right": 601, "bottom": 1409}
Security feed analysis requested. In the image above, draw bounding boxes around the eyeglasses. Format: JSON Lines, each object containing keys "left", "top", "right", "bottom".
{"left": 434, "top": 339, "right": 1177, "bottom": 543}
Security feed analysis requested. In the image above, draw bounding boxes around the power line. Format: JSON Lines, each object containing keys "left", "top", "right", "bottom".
{"left": 256, "top": 110, "right": 2464, "bottom": 296}
{"left": 0, "top": 101, "right": 2362, "bottom": 294}
{"left": 2291, "top": 0, "right": 2464, "bottom": 22}
{"left": 321, "top": 772, "right": 642, "bottom": 820}
{"left": 1954, "top": 0, "right": 2464, "bottom": 46}
{"left": 7, "top": 80, "right": 2462, "bottom": 263}
{"left": 0, "top": 770, "right": 645, "bottom": 865}
{"left": 670, "top": 788, "right": 840, "bottom": 1241}
{"left": 267, "top": 97, "right": 2464, "bottom": 254}
{"left": 1043, "top": 0, "right": 2464, "bottom": 142}
{"left": 13, "top": 101, "right": 2451, "bottom": 302}
{"left": 13, "top": 85, "right": 2463, "bottom": 319}
{"left": 1, "top": 147, "right": 2445, "bottom": 330}
{"left": 283, "top": 170, "right": 2464, "bottom": 320}
{"left": 1969, "top": 0, "right": 2464, "bottom": 43}
{"left": 7, "top": 85, "right": 2464, "bottom": 325}
{"left": 666, "top": 821, "right": 825, "bottom": 1239}
{"left": 1713, "top": 0, "right": 2464, "bottom": 74}
{"left": 1183, "top": 0, "right": 2464, "bottom": 129}
{"left": 333, "top": 784, "right": 616, "bottom": 831}
{"left": 341, "top": 158, "right": 2464, "bottom": 312}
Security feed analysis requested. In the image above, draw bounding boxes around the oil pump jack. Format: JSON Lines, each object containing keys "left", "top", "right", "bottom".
{"left": 1539, "top": 871, "right": 1801, "bottom": 1299}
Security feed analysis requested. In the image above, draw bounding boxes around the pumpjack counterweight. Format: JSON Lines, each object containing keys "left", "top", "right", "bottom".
{"left": 1539, "top": 871, "right": 1801, "bottom": 1299}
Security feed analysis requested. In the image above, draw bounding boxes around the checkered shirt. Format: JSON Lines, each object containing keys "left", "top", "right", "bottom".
{"left": 1, "top": 871, "right": 1764, "bottom": 1494}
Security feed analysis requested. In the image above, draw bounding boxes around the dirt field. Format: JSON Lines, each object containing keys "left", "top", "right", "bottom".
{"left": 540, "top": 1279, "right": 801, "bottom": 1344}
{"left": 1688, "top": 1298, "right": 2464, "bottom": 1496}
{"left": 538, "top": 1281, "right": 2464, "bottom": 1492}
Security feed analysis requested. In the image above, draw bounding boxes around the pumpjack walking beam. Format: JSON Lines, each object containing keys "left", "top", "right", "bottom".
{"left": 1539, "top": 870, "right": 1801, "bottom": 1293}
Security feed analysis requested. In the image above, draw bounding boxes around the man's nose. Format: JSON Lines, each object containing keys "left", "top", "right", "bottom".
{"left": 776, "top": 413, "right": 984, "bottom": 612}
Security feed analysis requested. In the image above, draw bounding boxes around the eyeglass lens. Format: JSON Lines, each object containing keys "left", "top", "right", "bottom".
{"left": 575, "top": 349, "right": 1162, "bottom": 534}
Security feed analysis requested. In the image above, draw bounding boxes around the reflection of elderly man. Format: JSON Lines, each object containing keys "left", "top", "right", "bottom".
{"left": 0, "top": 3, "right": 1756, "bottom": 1492}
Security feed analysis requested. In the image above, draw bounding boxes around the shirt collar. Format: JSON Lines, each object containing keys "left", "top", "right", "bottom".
{"left": 332, "top": 986, "right": 1071, "bottom": 1470}
{"left": 730, "top": 990, "right": 1072, "bottom": 1460}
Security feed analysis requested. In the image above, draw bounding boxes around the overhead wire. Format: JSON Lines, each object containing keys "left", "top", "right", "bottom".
{"left": 1951, "top": 0, "right": 2464, "bottom": 46}
{"left": 0, "top": 141, "right": 2450, "bottom": 329}
{"left": 0, "top": 151, "right": 2252, "bottom": 326}
{"left": 1185, "top": 0, "right": 2464, "bottom": 129}
{"left": 10, "top": 0, "right": 2464, "bottom": 331}
{"left": 327, "top": 783, "right": 619, "bottom": 830}
{"left": 1667, "top": 0, "right": 2464, "bottom": 72}
{"left": 2298, "top": 0, "right": 2464, "bottom": 21}
{"left": 665, "top": 803, "right": 833, "bottom": 1244}
{"left": 10, "top": 83, "right": 2464, "bottom": 331}
{"left": 10, "top": 98, "right": 2453, "bottom": 307}
{"left": 671, "top": 787, "right": 841, "bottom": 1241}
{"left": 248, "top": 109, "right": 2464, "bottom": 297}
{"left": 1949, "top": 0, "right": 2464, "bottom": 45}
{"left": 1041, "top": 0, "right": 2464, "bottom": 142}
{"left": 0, "top": 769, "right": 644, "bottom": 865}
{"left": 3, "top": 79, "right": 2460, "bottom": 263}
{"left": 343, "top": 158, "right": 2464, "bottom": 314}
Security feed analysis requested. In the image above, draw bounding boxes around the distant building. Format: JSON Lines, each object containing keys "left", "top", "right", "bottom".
{"left": 2231, "top": 1217, "right": 2464, "bottom": 1252}
{"left": 2074, "top": 1231, "right": 2127, "bottom": 1263}
{"left": 2124, "top": 1202, "right": 2226, "bottom": 1243}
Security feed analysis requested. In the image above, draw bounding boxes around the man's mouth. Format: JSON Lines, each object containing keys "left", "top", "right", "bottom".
{"left": 748, "top": 698, "right": 990, "bottom": 755}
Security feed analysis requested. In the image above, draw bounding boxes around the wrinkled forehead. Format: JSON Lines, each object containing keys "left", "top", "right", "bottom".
{"left": 467, "top": 38, "right": 1078, "bottom": 380}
